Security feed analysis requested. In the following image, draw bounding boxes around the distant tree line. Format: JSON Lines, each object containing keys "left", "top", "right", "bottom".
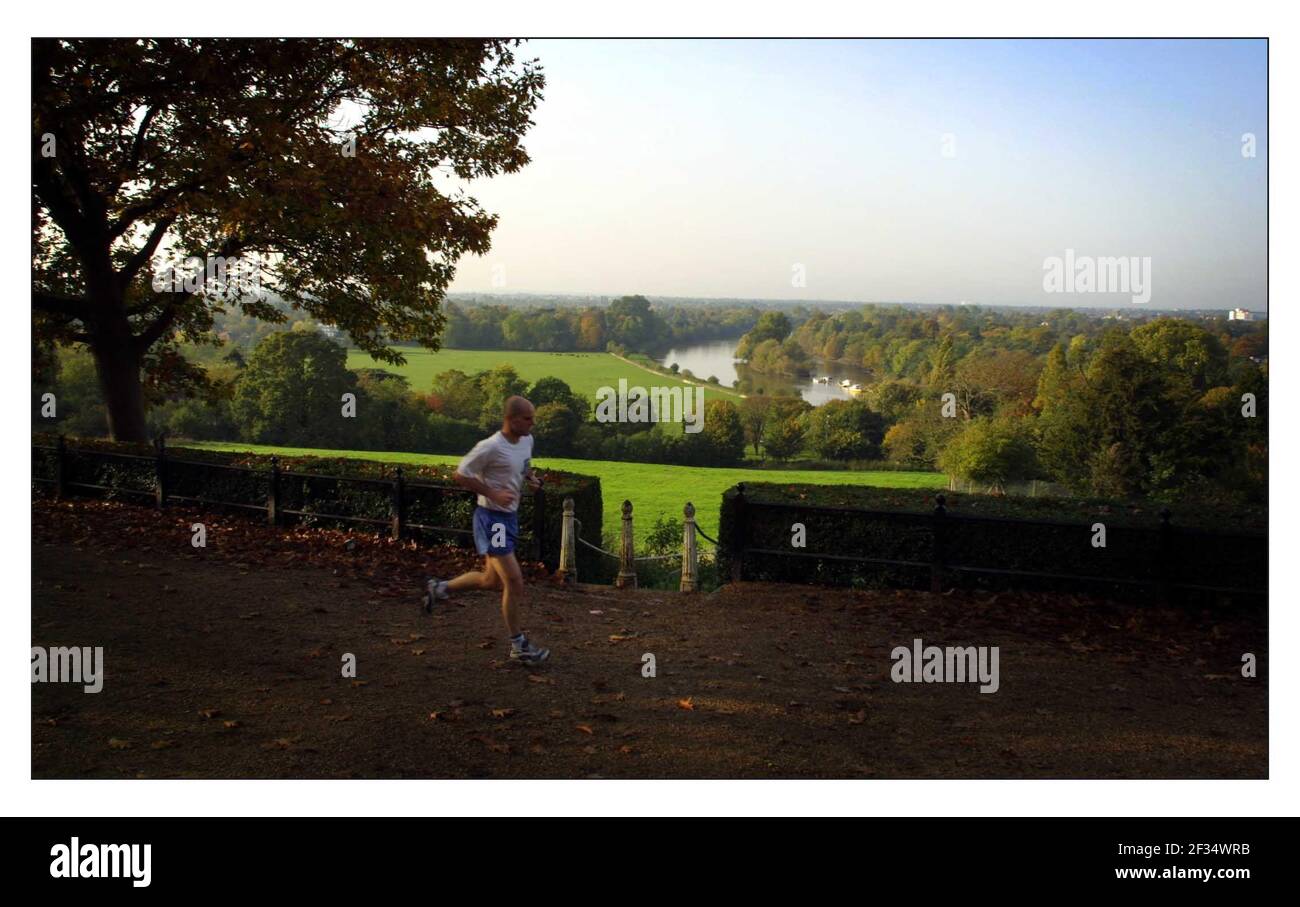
{"left": 437, "top": 295, "right": 758, "bottom": 354}
{"left": 735, "top": 303, "right": 1266, "bottom": 385}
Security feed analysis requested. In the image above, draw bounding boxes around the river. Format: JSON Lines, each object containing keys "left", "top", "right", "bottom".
{"left": 658, "top": 338, "right": 875, "bottom": 405}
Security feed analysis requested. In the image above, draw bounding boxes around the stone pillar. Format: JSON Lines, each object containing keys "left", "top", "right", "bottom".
{"left": 557, "top": 497, "right": 577, "bottom": 585}
{"left": 680, "top": 501, "right": 699, "bottom": 593}
{"left": 616, "top": 499, "right": 637, "bottom": 590}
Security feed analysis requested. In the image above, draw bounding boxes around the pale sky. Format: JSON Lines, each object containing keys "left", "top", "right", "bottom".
{"left": 446, "top": 39, "right": 1267, "bottom": 310}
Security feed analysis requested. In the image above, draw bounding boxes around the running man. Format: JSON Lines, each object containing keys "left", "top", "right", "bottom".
{"left": 423, "top": 395, "right": 550, "bottom": 665}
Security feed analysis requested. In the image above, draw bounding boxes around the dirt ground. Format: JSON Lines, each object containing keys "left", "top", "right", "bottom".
{"left": 31, "top": 498, "right": 1267, "bottom": 779}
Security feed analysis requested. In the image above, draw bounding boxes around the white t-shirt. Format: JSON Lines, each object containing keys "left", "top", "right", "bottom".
{"left": 456, "top": 431, "right": 534, "bottom": 513}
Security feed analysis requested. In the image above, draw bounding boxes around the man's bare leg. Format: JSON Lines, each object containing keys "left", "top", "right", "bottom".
{"left": 423, "top": 556, "right": 499, "bottom": 612}
{"left": 446, "top": 556, "right": 502, "bottom": 594}
{"left": 490, "top": 552, "right": 525, "bottom": 637}
{"left": 492, "top": 553, "right": 547, "bottom": 663}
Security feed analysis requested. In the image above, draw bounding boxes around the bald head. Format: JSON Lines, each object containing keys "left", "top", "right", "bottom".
{"left": 502, "top": 395, "right": 535, "bottom": 439}
{"left": 505, "top": 395, "right": 534, "bottom": 419}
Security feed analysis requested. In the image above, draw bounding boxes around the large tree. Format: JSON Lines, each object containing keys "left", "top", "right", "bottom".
{"left": 32, "top": 38, "right": 544, "bottom": 440}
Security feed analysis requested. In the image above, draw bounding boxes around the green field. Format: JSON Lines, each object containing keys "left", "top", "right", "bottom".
{"left": 347, "top": 347, "right": 739, "bottom": 406}
{"left": 194, "top": 441, "right": 946, "bottom": 547}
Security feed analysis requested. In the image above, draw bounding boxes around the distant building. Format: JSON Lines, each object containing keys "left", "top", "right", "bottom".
{"left": 1228, "top": 308, "right": 1254, "bottom": 321}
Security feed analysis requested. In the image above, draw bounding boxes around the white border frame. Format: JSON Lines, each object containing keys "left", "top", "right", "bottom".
{"left": 6, "top": 0, "right": 1290, "bottom": 818}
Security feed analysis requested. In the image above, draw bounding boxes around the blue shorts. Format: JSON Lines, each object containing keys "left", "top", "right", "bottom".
{"left": 473, "top": 506, "right": 519, "bottom": 557}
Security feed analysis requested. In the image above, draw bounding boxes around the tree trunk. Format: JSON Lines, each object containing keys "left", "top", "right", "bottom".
{"left": 91, "top": 332, "right": 150, "bottom": 443}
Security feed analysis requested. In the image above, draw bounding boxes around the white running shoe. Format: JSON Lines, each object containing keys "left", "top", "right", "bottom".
{"left": 509, "top": 635, "right": 550, "bottom": 665}
{"left": 421, "top": 577, "right": 450, "bottom": 613}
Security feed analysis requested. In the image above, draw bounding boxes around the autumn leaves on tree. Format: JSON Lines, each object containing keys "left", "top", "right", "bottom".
{"left": 32, "top": 38, "right": 545, "bottom": 441}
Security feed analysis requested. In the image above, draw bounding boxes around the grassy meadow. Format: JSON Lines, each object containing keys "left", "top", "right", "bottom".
{"left": 346, "top": 347, "right": 740, "bottom": 406}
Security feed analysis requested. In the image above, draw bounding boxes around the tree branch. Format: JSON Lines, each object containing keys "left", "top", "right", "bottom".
{"left": 32, "top": 290, "right": 90, "bottom": 321}
{"left": 107, "top": 181, "right": 195, "bottom": 240}
{"left": 133, "top": 298, "right": 185, "bottom": 351}
{"left": 119, "top": 214, "right": 176, "bottom": 288}
{"left": 46, "top": 124, "right": 108, "bottom": 228}
{"left": 127, "top": 105, "right": 160, "bottom": 171}
{"left": 32, "top": 158, "right": 96, "bottom": 256}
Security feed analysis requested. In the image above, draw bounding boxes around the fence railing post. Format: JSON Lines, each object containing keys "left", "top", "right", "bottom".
{"left": 680, "top": 501, "right": 699, "bottom": 593}
{"left": 930, "top": 494, "right": 946, "bottom": 593}
{"left": 616, "top": 499, "right": 637, "bottom": 589}
{"left": 55, "top": 434, "right": 67, "bottom": 501}
{"left": 730, "top": 483, "right": 747, "bottom": 583}
{"left": 154, "top": 434, "right": 167, "bottom": 509}
{"left": 267, "top": 456, "right": 281, "bottom": 526}
{"left": 557, "top": 497, "right": 577, "bottom": 585}
{"left": 532, "top": 485, "right": 546, "bottom": 564}
{"left": 391, "top": 466, "right": 405, "bottom": 541}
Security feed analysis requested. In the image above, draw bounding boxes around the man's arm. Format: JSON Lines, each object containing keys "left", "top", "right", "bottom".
{"left": 454, "top": 469, "right": 515, "bottom": 509}
{"left": 523, "top": 452, "right": 543, "bottom": 491}
{"left": 456, "top": 439, "right": 514, "bottom": 508}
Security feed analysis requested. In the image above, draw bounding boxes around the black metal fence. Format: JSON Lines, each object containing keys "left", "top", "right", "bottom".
{"left": 719, "top": 484, "right": 1267, "bottom": 602}
{"left": 32, "top": 435, "right": 554, "bottom": 562}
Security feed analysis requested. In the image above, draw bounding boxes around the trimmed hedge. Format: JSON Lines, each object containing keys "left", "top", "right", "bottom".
{"left": 33, "top": 433, "right": 603, "bottom": 578}
{"left": 718, "top": 481, "right": 1265, "bottom": 601}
